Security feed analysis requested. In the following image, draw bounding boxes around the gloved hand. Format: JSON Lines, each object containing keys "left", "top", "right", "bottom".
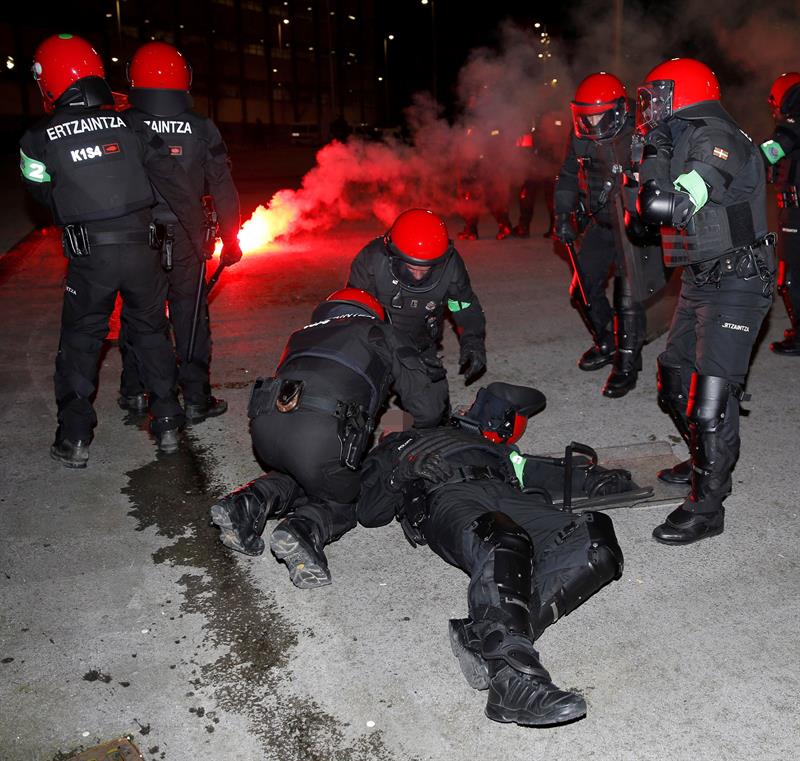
{"left": 389, "top": 452, "right": 453, "bottom": 490}
{"left": 554, "top": 212, "right": 577, "bottom": 244}
{"left": 643, "top": 122, "right": 672, "bottom": 150}
{"left": 221, "top": 238, "right": 243, "bottom": 266}
{"left": 192, "top": 232, "right": 213, "bottom": 263}
{"left": 459, "top": 342, "right": 487, "bottom": 384}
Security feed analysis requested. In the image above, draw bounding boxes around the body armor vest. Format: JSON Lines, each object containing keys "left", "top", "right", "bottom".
{"left": 661, "top": 114, "right": 768, "bottom": 267}
{"left": 278, "top": 316, "right": 391, "bottom": 417}
{"left": 771, "top": 123, "right": 800, "bottom": 222}
{"left": 31, "top": 108, "right": 154, "bottom": 225}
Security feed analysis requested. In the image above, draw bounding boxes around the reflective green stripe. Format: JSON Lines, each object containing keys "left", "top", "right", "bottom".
{"left": 58, "top": 33, "right": 73, "bottom": 40}
{"left": 19, "top": 149, "right": 50, "bottom": 183}
{"left": 509, "top": 452, "right": 526, "bottom": 485}
{"left": 760, "top": 139, "right": 786, "bottom": 165}
{"left": 447, "top": 299, "right": 471, "bottom": 313}
{"left": 673, "top": 170, "right": 708, "bottom": 213}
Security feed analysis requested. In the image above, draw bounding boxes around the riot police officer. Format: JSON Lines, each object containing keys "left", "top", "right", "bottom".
{"left": 760, "top": 72, "right": 800, "bottom": 354}
{"left": 356, "top": 383, "right": 634, "bottom": 726}
{"left": 118, "top": 42, "right": 242, "bottom": 422}
{"left": 19, "top": 34, "right": 207, "bottom": 466}
{"left": 210, "top": 288, "right": 447, "bottom": 588}
{"left": 554, "top": 73, "right": 648, "bottom": 398}
{"left": 635, "top": 58, "right": 775, "bottom": 544}
{"left": 347, "top": 209, "right": 487, "bottom": 398}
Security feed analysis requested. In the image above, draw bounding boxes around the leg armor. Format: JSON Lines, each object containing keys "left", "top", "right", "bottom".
{"left": 532, "top": 511, "right": 623, "bottom": 637}
{"left": 771, "top": 258, "right": 800, "bottom": 353}
{"left": 603, "top": 277, "right": 645, "bottom": 398}
{"left": 210, "top": 473, "right": 297, "bottom": 556}
{"left": 656, "top": 355, "right": 693, "bottom": 484}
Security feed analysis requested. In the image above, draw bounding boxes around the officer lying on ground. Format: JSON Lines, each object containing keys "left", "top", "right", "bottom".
{"left": 210, "top": 288, "right": 447, "bottom": 587}
{"left": 357, "top": 383, "right": 648, "bottom": 727}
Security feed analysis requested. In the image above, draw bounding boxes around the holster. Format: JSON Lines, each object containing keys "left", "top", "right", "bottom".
{"left": 335, "top": 401, "right": 373, "bottom": 470}
{"left": 397, "top": 478, "right": 429, "bottom": 547}
{"left": 62, "top": 224, "right": 91, "bottom": 259}
{"left": 149, "top": 222, "right": 176, "bottom": 271}
{"left": 247, "top": 377, "right": 280, "bottom": 419}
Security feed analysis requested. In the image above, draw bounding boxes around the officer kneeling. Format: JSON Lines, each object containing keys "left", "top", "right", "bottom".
{"left": 356, "top": 383, "right": 640, "bottom": 727}
{"left": 210, "top": 288, "right": 447, "bottom": 587}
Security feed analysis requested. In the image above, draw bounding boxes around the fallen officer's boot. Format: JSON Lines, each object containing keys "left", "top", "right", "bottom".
{"left": 270, "top": 516, "right": 332, "bottom": 589}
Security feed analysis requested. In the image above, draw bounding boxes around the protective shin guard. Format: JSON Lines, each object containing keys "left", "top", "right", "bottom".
{"left": 771, "top": 261, "right": 800, "bottom": 354}
{"left": 603, "top": 296, "right": 645, "bottom": 398}
{"left": 656, "top": 356, "right": 692, "bottom": 483}
{"left": 533, "top": 511, "right": 623, "bottom": 636}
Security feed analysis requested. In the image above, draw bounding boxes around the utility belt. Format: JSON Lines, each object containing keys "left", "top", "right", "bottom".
{"left": 148, "top": 222, "right": 176, "bottom": 271}
{"left": 397, "top": 462, "right": 514, "bottom": 548}
{"left": 248, "top": 376, "right": 373, "bottom": 470}
{"left": 688, "top": 233, "right": 776, "bottom": 296}
{"left": 61, "top": 223, "right": 149, "bottom": 259}
{"left": 776, "top": 186, "right": 799, "bottom": 209}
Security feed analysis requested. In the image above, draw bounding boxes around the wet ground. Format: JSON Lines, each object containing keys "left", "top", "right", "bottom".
{"left": 1, "top": 201, "right": 799, "bottom": 760}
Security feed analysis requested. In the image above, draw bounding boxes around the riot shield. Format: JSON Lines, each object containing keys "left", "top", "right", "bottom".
{"left": 610, "top": 194, "right": 678, "bottom": 341}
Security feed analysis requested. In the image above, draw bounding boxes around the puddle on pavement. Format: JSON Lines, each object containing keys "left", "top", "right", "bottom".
{"left": 120, "top": 436, "right": 397, "bottom": 761}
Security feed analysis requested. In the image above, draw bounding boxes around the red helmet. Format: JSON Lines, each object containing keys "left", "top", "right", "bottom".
{"left": 127, "top": 42, "right": 191, "bottom": 91}
{"left": 636, "top": 58, "right": 720, "bottom": 134}
{"left": 32, "top": 34, "right": 104, "bottom": 112}
{"left": 460, "top": 383, "right": 546, "bottom": 445}
{"left": 319, "top": 288, "right": 385, "bottom": 321}
{"left": 570, "top": 72, "right": 628, "bottom": 140}
{"left": 768, "top": 72, "right": 800, "bottom": 119}
{"left": 385, "top": 209, "right": 451, "bottom": 266}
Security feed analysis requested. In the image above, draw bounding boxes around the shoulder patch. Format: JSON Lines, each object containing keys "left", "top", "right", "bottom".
{"left": 712, "top": 147, "right": 729, "bottom": 160}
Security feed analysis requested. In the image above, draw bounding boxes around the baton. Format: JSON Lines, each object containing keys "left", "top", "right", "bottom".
{"left": 564, "top": 241, "right": 591, "bottom": 309}
{"left": 187, "top": 260, "right": 206, "bottom": 365}
{"left": 206, "top": 261, "right": 226, "bottom": 294}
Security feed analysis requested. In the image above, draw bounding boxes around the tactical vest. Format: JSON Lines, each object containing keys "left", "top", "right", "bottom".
{"left": 661, "top": 115, "right": 767, "bottom": 267}
{"left": 278, "top": 315, "right": 391, "bottom": 417}
{"left": 369, "top": 242, "right": 457, "bottom": 346}
{"left": 129, "top": 108, "right": 208, "bottom": 224}
{"left": 30, "top": 108, "right": 154, "bottom": 225}
{"left": 572, "top": 119, "right": 634, "bottom": 224}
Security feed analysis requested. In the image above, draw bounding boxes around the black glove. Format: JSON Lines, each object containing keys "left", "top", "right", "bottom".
{"left": 221, "top": 238, "right": 243, "bottom": 266}
{"left": 554, "top": 212, "right": 577, "bottom": 244}
{"left": 459, "top": 343, "right": 487, "bottom": 384}
{"left": 643, "top": 122, "right": 672, "bottom": 150}
{"left": 389, "top": 452, "right": 454, "bottom": 491}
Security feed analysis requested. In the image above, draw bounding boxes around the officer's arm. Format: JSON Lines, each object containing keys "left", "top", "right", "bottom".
{"left": 356, "top": 447, "right": 405, "bottom": 527}
{"left": 374, "top": 327, "right": 446, "bottom": 428}
{"left": 128, "top": 114, "right": 207, "bottom": 253}
{"left": 447, "top": 255, "right": 486, "bottom": 346}
{"left": 346, "top": 241, "right": 378, "bottom": 291}
{"left": 553, "top": 137, "right": 580, "bottom": 214}
{"left": 203, "top": 120, "right": 241, "bottom": 247}
{"left": 19, "top": 132, "right": 53, "bottom": 209}
{"left": 760, "top": 123, "right": 800, "bottom": 166}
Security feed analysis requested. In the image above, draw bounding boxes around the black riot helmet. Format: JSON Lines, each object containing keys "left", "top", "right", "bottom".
{"left": 456, "top": 382, "right": 546, "bottom": 444}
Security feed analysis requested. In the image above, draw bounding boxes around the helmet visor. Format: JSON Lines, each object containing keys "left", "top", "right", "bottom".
{"left": 636, "top": 81, "right": 673, "bottom": 134}
{"left": 571, "top": 100, "right": 626, "bottom": 140}
{"left": 389, "top": 256, "right": 448, "bottom": 291}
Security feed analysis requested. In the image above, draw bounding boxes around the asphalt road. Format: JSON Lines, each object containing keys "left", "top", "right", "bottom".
{"left": 1, "top": 211, "right": 798, "bottom": 761}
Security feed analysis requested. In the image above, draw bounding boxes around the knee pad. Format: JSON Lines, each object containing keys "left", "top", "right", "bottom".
{"left": 687, "top": 374, "right": 732, "bottom": 433}
{"left": 656, "top": 356, "right": 686, "bottom": 408}
{"left": 533, "top": 511, "right": 623, "bottom": 636}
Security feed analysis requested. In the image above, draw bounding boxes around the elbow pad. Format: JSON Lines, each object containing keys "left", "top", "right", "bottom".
{"left": 637, "top": 180, "right": 695, "bottom": 228}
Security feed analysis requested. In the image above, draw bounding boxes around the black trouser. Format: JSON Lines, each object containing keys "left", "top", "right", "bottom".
{"left": 518, "top": 177, "right": 554, "bottom": 230}
{"left": 422, "top": 481, "right": 610, "bottom": 631}
{"left": 577, "top": 223, "right": 621, "bottom": 336}
{"left": 120, "top": 227, "right": 212, "bottom": 404}
{"left": 55, "top": 242, "right": 181, "bottom": 441}
{"left": 659, "top": 266, "right": 774, "bottom": 512}
{"left": 777, "top": 211, "right": 800, "bottom": 326}
{"left": 250, "top": 407, "right": 358, "bottom": 545}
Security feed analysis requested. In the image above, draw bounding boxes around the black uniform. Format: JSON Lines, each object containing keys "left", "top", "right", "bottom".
{"left": 19, "top": 77, "right": 206, "bottom": 455}
{"left": 211, "top": 303, "right": 447, "bottom": 587}
{"left": 355, "top": 424, "right": 628, "bottom": 726}
{"left": 761, "top": 120, "right": 800, "bottom": 353}
{"left": 119, "top": 88, "right": 241, "bottom": 413}
{"left": 347, "top": 237, "right": 486, "bottom": 393}
{"left": 554, "top": 113, "right": 647, "bottom": 396}
{"left": 637, "top": 101, "right": 775, "bottom": 543}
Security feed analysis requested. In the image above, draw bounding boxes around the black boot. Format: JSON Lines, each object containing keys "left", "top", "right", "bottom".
{"left": 118, "top": 392, "right": 149, "bottom": 414}
{"left": 151, "top": 416, "right": 182, "bottom": 454}
{"left": 495, "top": 214, "right": 513, "bottom": 240}
{"left": 657, "top": 457, "right": 692, "bottom": 484}
{"left": 448, "top": 618, "right": 490, "bottom": 690}
{"left": 50, "top": 435, "right": 90, "bottom": 468}
{"left": 770, "top": 328, "right": 800, "bottom": 355}
{"left": 603, "top": 289, "right": 645, "bottom": 398}
{"left": 457, "top": 220, "right": 479, "bottom": 241}
{"left": 578, "top": 332, "right": 615, "bottom": 371}
{"left": 512, "top": 223, "right": 530, "bottom": 238}
{"left": 185, "top": 396, "right": 228, "bottom": 424}
{"left": 210, "top": 476, "right": 292, "bottom": 556}
{"left": 653, "top": 374, "right": 738, "bottom": 545}
{"left": 771, "top": 266, "right": 800, "bottom": 354}
{"left": 270, "top": 516, "right": 331, "bottom": 588}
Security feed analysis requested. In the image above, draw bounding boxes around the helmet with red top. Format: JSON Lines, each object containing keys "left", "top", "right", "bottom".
{"left": 458, "top": 382, "right": 546, "bottom": 445}
{"left": 570, "top": 72, "right": 628, "bottom": 140}
{"left": 636, "top": 58, "right": 720, "bottom": 134}
{"left": 310, "top": 288, "right": 386, "bottom": 322}
{"left": 384, "top": 209, "right": 454, "bottom": 292}
{"left": 32, "top": 34, "right": 105, "bottom": 112}
{"left": 768, "top": 72, "right": 800, "bottom": 120}
{"left": 127, "top": 41, "right": 192, "bottom": 91}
